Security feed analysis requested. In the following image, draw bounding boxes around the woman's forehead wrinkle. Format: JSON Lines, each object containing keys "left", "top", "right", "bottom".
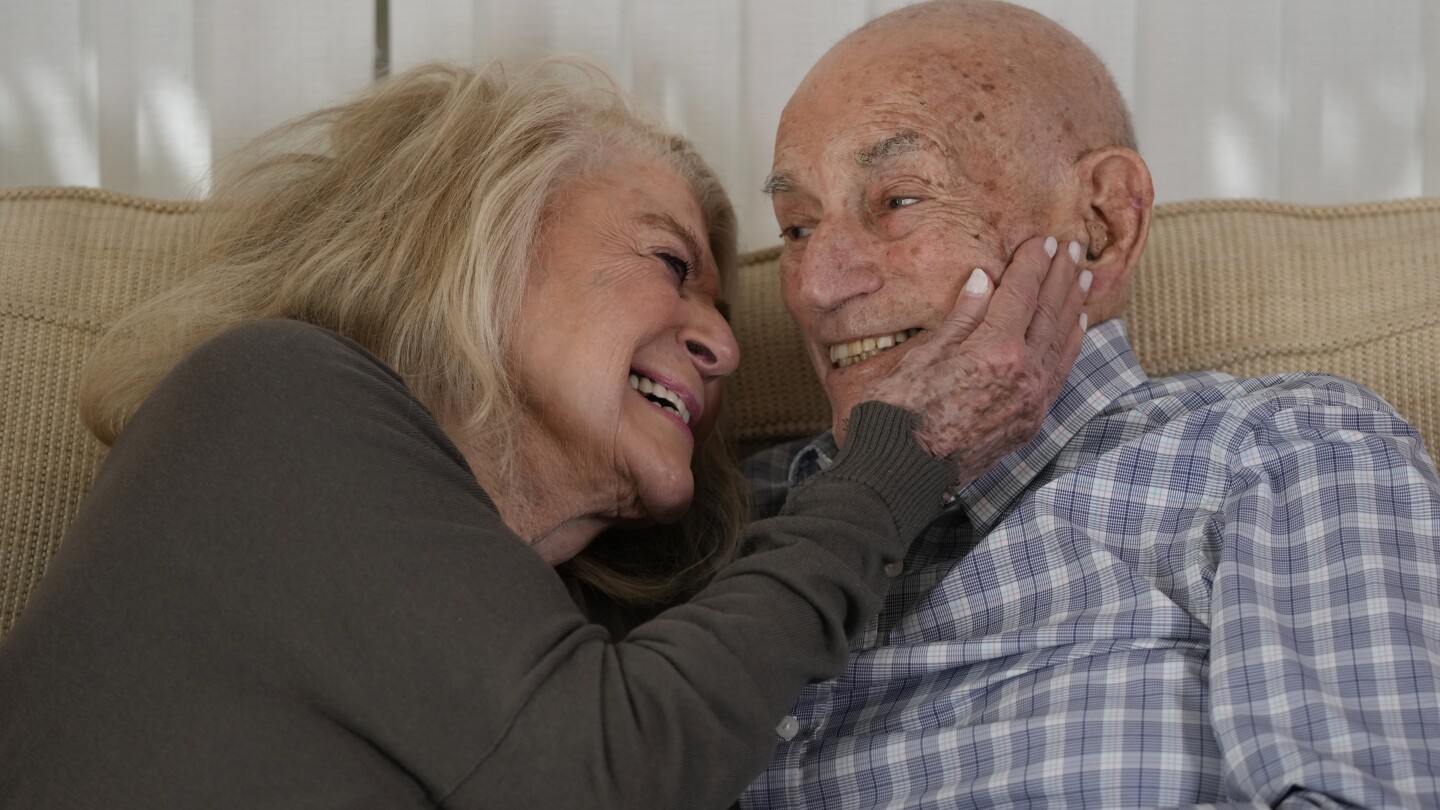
{"left": 637, "top": 211, "right": 704, "bottom": 264}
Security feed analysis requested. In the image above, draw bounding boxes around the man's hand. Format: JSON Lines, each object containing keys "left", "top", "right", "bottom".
{"left": 865, "top": 235, "right": 1090, "bottom": 489}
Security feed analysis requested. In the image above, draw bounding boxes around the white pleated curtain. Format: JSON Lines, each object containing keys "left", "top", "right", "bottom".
{"left": 3, "top": 0, "right": 1437, "bottom": 250}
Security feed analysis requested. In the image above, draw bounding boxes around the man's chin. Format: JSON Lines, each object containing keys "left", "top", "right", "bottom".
{"left": 822, "top": 371, "right": 881, "bottom": 447}
{"left": 828, "top": 401, "right": 858, "bottom": 447}
{"left": 816, "top": 331, "right": 923, "bottom": 429}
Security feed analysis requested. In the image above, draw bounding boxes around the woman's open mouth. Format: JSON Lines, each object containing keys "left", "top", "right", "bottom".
{"left": 629, "top": 372, "right": 692, "bottom": 424}
{"left": 828, "top": 327, "right": 922, "bottom": 368}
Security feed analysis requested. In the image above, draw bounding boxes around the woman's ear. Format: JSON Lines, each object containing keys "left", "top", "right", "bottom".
{"left": 1073, "top": 147, "right": 1153, "bottom": 321}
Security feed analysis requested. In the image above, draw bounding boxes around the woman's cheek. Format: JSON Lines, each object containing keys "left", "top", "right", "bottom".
{"left": 693, "top": 383, "right": 725, "bottom": 445}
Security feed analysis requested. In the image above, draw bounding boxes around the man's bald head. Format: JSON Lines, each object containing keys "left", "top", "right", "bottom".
{"left": 799, "top": 0, "right": 1135, "bottom": 198}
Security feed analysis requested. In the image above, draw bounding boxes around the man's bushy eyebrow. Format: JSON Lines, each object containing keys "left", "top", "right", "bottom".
{"left": 761, "top": 172, "right": 795, "bottom": 195}
{"left": 855, "top": 131, "right": 921, "bottom": 166}
{"left": 764, "top": 130, "right": 924, "bottom": 195}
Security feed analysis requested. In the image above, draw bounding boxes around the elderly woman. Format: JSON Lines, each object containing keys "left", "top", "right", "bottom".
{"left": 0, "top": 62, "right": 1085, "bottom": 807}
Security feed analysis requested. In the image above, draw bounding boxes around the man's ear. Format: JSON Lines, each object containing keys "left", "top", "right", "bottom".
{"left": 1072, "top": 147, "right": 1153, "bottom": 321}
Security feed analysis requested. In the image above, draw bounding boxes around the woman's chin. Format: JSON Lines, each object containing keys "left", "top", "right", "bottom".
{"left": 637, "top": 474, "right": 695, "bottom": 527}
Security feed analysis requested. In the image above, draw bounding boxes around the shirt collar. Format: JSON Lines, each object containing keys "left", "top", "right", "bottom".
{"left": 787, "top": 318, "right": 1148, "bottom": 532}
{"left": 786, "top": 427, "right": 838, "bottom": 487}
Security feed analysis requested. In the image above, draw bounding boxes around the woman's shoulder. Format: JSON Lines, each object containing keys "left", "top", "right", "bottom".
{"left": 162, "top": 319, "right": 422, "bottom": 421}
{"left": 125, "top": 317, "right": 483, "bottom": 507}
{"left": 147, "top": 319, "right": 438, "bottom": 454}
{"left": 190, "top": 319, "right": 403, "bottom": 386}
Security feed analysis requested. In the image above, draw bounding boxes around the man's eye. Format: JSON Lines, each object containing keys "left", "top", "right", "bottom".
{"left": 888, "top": 196, "right": 920, "bottom": 209}
{"left": 780, "top": 225, "right": 814, "bottom": 241}
{"left": 658, "top": 252, "right": 693, "bottom": 283}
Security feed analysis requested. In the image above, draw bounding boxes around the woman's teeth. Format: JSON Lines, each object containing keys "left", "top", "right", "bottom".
{"left": 629, "top": 373, "right": 691, "bottom": 424}
{"left": 829, "top": 328, "right": 921, "bottom": 368}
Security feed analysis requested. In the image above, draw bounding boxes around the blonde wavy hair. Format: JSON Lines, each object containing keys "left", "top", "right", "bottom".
{"left": 79, "top": 60, "right": 746, "bottom": 612}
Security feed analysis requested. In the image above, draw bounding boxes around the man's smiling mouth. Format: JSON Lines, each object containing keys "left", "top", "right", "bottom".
{"left": 828, "top": 327, "right": 922, "bottom": 368}
{"left": 629, "top": 372, "right": 692, "bottom": 424}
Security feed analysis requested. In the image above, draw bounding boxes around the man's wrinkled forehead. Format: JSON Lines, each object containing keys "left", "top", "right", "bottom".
{"left": 767, "top": 42, "right": 1004, "bottom": 187}
{"left": 765, "top": 129, "right": 937, "bottom": 194}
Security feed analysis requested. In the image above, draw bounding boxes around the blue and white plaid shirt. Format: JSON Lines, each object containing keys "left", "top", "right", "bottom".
{"left": 739, "top": 319, "right": 1440, "bottom": 809}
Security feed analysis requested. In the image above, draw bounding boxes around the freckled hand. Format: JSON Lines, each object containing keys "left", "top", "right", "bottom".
{"left": 863, "top": 234, "right": 1088, "bottom": 491}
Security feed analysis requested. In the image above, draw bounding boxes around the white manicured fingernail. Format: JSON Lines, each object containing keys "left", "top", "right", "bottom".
{"left": 964, "top": 267, "right": 990, "bottom": 296}
{"left": 1044, "top": 236, "right": 1058, "bottom": 258}
{"left": 1069, "top": 241, "right": 1083, "bottom": 263}
{"left": 1079, "top": 270, "right": 1093, "bottom": 293}
{"left": 1080, "top": 312, "right": 1089, "bottom": 330}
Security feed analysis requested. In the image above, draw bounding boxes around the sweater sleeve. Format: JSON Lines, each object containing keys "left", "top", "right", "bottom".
{"left": 452, "top": 400, "right": 954, "bottom": 810}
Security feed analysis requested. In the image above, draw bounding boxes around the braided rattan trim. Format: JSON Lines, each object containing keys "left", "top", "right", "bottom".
{"left": 738, "top": 245, "right": 782, "bottom": 267}
{"left": 1151, "top": 196, "right": 1440, "bottom": 221}
{"left": 1147, "top": 315, "right": 1440, "bottom": 373}
{"left": 0, "top": 186, "right": 202, "bottom": 215}
{"left": 0, "top": 303, "right": 111, "bottom": 334}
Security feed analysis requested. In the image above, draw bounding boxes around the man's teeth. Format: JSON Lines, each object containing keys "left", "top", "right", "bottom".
{"left": 629, "top": 373, "right": 691, "bottom": 425}
{"left": 829, "top": 328, "right": 921, "bottom": 368}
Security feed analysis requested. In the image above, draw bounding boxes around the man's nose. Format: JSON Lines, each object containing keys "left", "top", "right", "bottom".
{"left": 681, "top": 301, "right": 740, "bottom": 380}
{"left": 788, "top": 221, "right": 884, "bottom": 313}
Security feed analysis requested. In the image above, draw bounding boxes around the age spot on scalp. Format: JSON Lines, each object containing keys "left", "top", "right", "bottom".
{"left": 973, "top": 111, "right": 986, "bottom": 122}
{"left": 980, "top": 83, "right": 996, "bottom": 92}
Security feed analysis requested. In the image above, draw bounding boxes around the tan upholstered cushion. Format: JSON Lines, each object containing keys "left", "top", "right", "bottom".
{"left": 2, "top": 188, "right": 1439, "bottom": 637}
{"left": 0, "top": 188, "right": 202, "bottom": 635}
{"left": 729, "top": 198, "right": 1440, "bottom": 459}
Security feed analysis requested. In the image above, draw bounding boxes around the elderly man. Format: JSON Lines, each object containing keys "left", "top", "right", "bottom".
{"left": 741, "top": 1, "right": 1440, "bottom": 808}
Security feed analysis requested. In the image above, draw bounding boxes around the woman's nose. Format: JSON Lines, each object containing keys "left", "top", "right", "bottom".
{"left": 682, "top": 301, "right": 740, "bottom": 379}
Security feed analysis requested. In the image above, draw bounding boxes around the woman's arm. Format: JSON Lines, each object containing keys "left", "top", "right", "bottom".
{"left": 452, "top": 400, "right": 951, "bottom": 809}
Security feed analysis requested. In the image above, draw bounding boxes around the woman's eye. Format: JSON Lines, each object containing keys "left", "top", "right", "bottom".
{"left": 888, "top": 196, "right": 920, "bottom": 209}
{"left": 658, "top": 252, "right": 693, "bottom": 283}
{"left": 781, "top": 225, "right": 814, "bottom": 242}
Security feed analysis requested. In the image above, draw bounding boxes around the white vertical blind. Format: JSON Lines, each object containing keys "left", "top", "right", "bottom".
{"left": 91, "top": 0, "right": 206, "bottom": 197}
{"left": 2, "top": 0, "right": 98, "bottom": 187}
{"left": 1428, "top": 1, "right": 1440, "bottom": 195}
{"left": 1279, "top": 1, "right": 1426, "bottom": 202}
{"left": 1133, "top": 1, "right": 1286, "bottom": 200}
{"left": 4, "top": 0, "right": 1437, "bottom": 249}
{"left": 1, "top": 0, "right": 372, "bottom": 198}
{"left": 389, "top": 0, "right": 478, "bottom": 70}
{"left": 205, "top": 1, "right": 375, "bottom": 168}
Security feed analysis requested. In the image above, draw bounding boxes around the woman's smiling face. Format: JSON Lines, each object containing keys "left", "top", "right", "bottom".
{"left": 507, "top": 156, "right": 738, "bottom": 553}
